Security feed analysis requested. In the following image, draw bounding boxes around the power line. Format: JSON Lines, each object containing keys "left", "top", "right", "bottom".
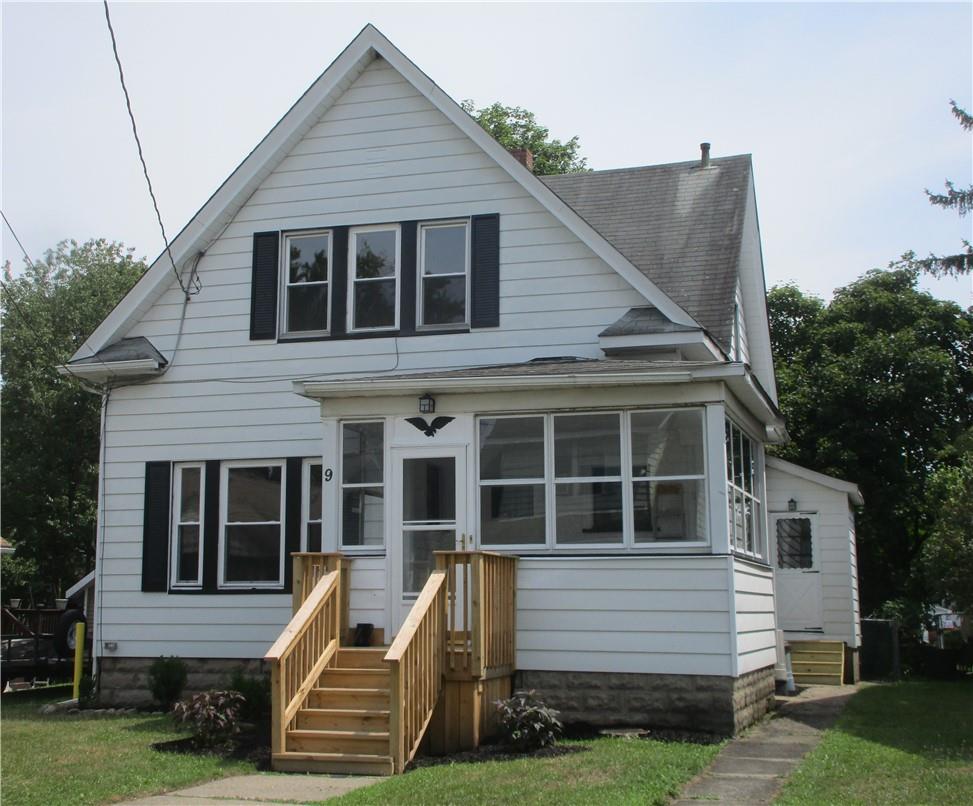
{"left": 102, "top": 0, "right": 198, "bottom": 298}
{"left": 1, "top": 209, "right": 35, "bottom": 267}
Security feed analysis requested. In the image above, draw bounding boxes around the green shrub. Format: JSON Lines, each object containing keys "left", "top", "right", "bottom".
{"left": 172, "top": 690, "right": 245, "bottom": 748}
{"left": 494, "top": 690, "right": 562, "bottom": 752}
{"left": 78, "top": 674, "right": 97, "bottom": 708}
{"left": 148, "top": 656, "right": 188, "bottom": 709}
{"left": 226, "top": 670, "right": 270, "bottom": 722}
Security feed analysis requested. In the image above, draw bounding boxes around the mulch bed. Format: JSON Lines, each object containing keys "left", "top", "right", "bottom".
{"left": 152, "top": 722, "right": 272, "bottom": 770}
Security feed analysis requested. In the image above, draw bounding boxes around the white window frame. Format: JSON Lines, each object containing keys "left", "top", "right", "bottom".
{"left": 280, "top": 229, "right": 332, "bottom": 338}
{"left": 475, "top": 408, "right": 711, "bottom": 553}
{"left": 169, "top": 462, "right": 205, "bottom": 589}
{"left": 347, "top": 224, "right": 401, "bottom": 333}
{"left": 218, "top": 459, "right": 286, "bottom": 589}
{"left": 630, "top": 408, "right": 709, "bottom": 548}
{"left": 338, "top": 420, "right": 387, "bottom": 551}
{"left": 726, "top": 419, "right": 765, "bottom": 561}
{"left": 477, "top": 414, "right": 551, "bottom": 550}
{"left": 302, "top": 458, "right": 323, "bottom": 552}
{"left": 417, "top": 219, "right": 471, "bottom": 330}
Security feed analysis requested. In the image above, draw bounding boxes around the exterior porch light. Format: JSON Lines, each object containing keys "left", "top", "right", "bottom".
{"left": 418, "top": 393, "right": 436, "bottom": 414}
{"left": 788, "top": 498, "right": 798, "bottom": 512}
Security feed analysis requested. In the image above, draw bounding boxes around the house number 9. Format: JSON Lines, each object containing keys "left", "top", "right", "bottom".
{"left": 324, "top": 469, "right": 333, "bottom": 482}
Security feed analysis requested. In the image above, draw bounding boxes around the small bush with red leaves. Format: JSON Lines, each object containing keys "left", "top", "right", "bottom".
{"left": 172, "top": 690, "right": 245, "bottom": 747}
{"left": 494, "top": 689, "right": 563, "bottom": 752}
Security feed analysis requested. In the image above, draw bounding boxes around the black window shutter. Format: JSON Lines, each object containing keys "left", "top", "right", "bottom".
{"left": 284, "top": 458, "right": 302, "bottom": 593}
{"left": 330, "top": 226, "right": 349, "bottom": 336}
{"left": 202, "top": 461, "right": 220, "bottom": 593}
{"left": 399, "top": 221, "right": 418, "bottom": 335}
{"left": 471, "top": 214, "right": 500, "bottom": 328}
{"left": 250, "top": 231, "right": 280, "bottom": 340}
{"left": 141, "top": 462, "right": 171, "bottom": 592}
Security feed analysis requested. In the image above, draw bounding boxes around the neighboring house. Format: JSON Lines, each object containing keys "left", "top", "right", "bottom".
{"left": 60, "top": 25, "right": 861, "bottom": 774}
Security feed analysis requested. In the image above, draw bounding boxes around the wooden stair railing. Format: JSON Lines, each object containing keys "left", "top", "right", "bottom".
{"left": 384, "top": 569, "right": 448, "bottom": 774}
{"left": 264, "top": 569, "right": 342, "bottom": 760}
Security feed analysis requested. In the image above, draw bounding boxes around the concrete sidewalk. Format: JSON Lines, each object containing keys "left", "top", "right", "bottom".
{"left": 117, "top": 773, "right": 381, "bottom": 806}
{"left": 672, "top": 684, "right": 859, "bottom": 806}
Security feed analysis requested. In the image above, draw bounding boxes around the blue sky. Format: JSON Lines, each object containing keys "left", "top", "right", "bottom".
{"left": 2, "top": 1, "right": 970, "bottom": 306}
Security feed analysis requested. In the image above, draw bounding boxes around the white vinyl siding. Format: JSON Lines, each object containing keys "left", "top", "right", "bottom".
{"left": 96, "top": 56, "right": 652, "bottom": 659}
{"left": 732, "top": 558, "right": 777, "bottom": 674}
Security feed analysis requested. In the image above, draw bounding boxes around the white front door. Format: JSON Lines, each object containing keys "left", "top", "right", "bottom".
{"left": 388, "top": 446, "right": 467, "bottom": 637}
{"left": 772, "top": 513, "right": 823, "bottom": 631}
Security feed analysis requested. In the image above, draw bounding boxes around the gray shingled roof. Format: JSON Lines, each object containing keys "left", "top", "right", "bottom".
{"left": 68, "top": 336, "right": 167, "bottom": 366}
{"left": 598, "top": 306, "right": 701, "bottom": 338}
{"left": 541, "top": 155, "right": 752, "bottom": 350}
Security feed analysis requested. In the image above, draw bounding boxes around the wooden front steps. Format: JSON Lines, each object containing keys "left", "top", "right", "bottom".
{"left": 274, "top": 647, "right": 395, "bottom": 776}
{"left": 789, "top": 640, "right": 845, "bottom": 685}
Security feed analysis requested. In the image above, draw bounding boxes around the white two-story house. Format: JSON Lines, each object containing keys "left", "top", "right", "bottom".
{"left": 62, "top": 25, "right": 861, "bottom": 775}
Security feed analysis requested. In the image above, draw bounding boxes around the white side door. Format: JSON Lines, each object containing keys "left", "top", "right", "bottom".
{"left": 388, "top": 445, "right": 467, "bottom": 638}
{"left": 772, "top": 513, "right": 823, "bottom": 631}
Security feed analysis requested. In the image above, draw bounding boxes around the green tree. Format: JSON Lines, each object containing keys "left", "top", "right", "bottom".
{"left": 768, "top": 266, "right": 973, "bottom": 613}
{"left": 920, "top": 429, "right": 973, "bottom": 616}
{"left": 914, "top": 100, "right": 972, "bottom": 277}
{"left": 461, "top": 101, "right": 588, "bottom": 175}
{"left": 1, "top": 239, "right": 145, "bottom": 602}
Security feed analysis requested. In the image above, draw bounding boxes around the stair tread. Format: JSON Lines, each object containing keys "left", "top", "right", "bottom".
{"left": 274, "top": 751, "right": 392, "bottom": 762}
{"left": 300, "top": 707, "right": 391, "bottom": 716}
{"left": 326, "top": 667, "right": 389, "bottom": 673}
{"left": 288, "top": 728, "right": 390, "bottom": 739}
{"left": 314, "top": 686, "right": 390, "bottom": 693}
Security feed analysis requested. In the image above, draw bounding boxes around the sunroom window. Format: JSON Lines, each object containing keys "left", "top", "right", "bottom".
{"left": 553, "top": 413, "right": 623, "bottom": 545}
{"left": 726, "top": 420, "right": 763, "bottom": 558}
{"left": 349, "top": 226, "right": 399, "bottom": 331}
{"left": 341, "top": 421, "right": 385, "bottom": 547}
{"left": 282, "top": 231, "right": 330, "bottom": 335}
{"left": 170, "top": 463, "right": 204, "bottom": 587}
{"left": 419, "top": 221, "right": 469, "bottom": 327}
{"left": 479, "top": 417, "right": 546, "bottom": 546}
{"left": 220, "top": 462, "right": 285, "bottom": 587}
{"left": 631, "top": 410, "right": 707, "bottom": 543}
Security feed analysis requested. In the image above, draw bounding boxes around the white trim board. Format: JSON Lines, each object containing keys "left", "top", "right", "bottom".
{"left": 72, "top": 24, "right": 698, "bottom": 361}
{"left": 765, "top": 456, "right": 863, "bottom": 506}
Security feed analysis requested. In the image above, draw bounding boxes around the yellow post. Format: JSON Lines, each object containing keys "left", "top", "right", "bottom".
{"left": 72, "top": 621, "right": 86, "bottom": 700}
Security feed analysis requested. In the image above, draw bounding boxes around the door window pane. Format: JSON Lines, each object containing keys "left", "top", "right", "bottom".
{"left": 633, "top": 480, "right": 707, "bottom": 542}
{"left": 480, "top": 484, "right": 546, "bottom": 545}
{"left": 555, "top": 481, "right": 623, "bottom": 544}
{"left": 479, "top": 417, "right": 545, "bottom": 480}
{"left": 402, "top": 529, "right": 455, "bottom": 595}
{"left": 403, "top": 457, "right": 455, "bottom": 522}
{"left": 631, "top": 410, "right": 704, "bottom": 478}
{"left": 554, "top": 413, "right": 621, "bottom": 478}
{"left": 342, "top": 487, "right": 385, "bottom": 546}
{"left": 777, "top": 518, "right": 812, "bottom": 569}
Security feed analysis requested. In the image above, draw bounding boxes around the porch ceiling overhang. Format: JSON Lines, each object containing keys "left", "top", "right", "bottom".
{"left": 295, "top": 359, "right": 788, "bottom": 441}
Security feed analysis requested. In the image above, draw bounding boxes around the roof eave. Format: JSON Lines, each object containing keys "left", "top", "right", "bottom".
{"left": 57, "top": 358, "right": 165, "bottom": 380}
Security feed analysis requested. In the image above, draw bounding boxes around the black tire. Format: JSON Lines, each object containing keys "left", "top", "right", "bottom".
{"left": 54, "top": 609, "right": 86, "bottom": 658}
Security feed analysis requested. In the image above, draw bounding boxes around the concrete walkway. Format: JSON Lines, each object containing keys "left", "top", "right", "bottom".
{"left": 117, "top": 773, "right": 382, "bottom": 806}
{"left": 672, "top": 684, "right": 859, "bottom": 806}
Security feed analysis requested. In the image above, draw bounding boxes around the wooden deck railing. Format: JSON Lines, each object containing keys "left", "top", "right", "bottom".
{"left": 291, "top": 552, "right": 350, "bottom": 639}
{"left": 384, "top": 570, "right": 448, "bottom": 773}
{"left": 435, "top": 551, "right": 518, "bottom": 678}
{"left": 264, "top": 569, "right": 342, "bottom": 757}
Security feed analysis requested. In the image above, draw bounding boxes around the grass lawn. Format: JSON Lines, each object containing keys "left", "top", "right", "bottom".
{"left": 1, "top": 692, "right": 256, "bottom": 806}
{"left": 329, "top": 737, "right": 722, "bottom": 806}
{"left": 776, "top": 680, "right": 973, "bottom": 806}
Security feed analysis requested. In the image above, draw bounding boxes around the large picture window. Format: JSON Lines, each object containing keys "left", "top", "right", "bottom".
{"left": 219, "top": 461, "right": 285, "bottom": 588}
{"left": 341, "top": 421, "right": 385, "bottom": 547}
{"left": 477, "top": 409, "right": 710, "bottom": 550}
{"left": 170, "top": 463, "right": 204, "bottom": 587}
{"left": 282, "top": 231, "right": 330, "bottom": 335}
{"left": 348, "top": 226, "right": 399, "bottom": 331}
{"left": 419, "top": 221, "right": 469, "bottom": 328}
{"left": 726, "top": 420, "right": 763, "bottom": 558}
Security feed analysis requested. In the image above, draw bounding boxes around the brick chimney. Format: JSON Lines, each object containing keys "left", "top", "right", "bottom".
{"left": 509, "top": 148, "right": 534, "bottom": 172}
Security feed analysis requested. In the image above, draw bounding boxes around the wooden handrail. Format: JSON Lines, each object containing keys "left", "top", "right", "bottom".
{"left": 265, "top": 570, "right": 341, "bottom": 757}
{"left": 291, "top": 552, "right": 350, "bottom": 639}
{"left": 384, "top": 570, "right": 448, "bottom": 773}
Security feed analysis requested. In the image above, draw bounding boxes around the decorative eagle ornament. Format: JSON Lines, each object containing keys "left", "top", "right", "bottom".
{"left": 405, "top": 416, "right": 455, "bottom": 437}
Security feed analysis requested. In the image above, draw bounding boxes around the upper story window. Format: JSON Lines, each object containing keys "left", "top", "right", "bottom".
{"left": 282, "top": 231, "right": 331, "bottom": 336}
{"left": 419, "top": 221, "right": 469, "bottom": 328}
{"left": 349, "top": 226, "right": 400, "bottom": 332}
{"left": 170, "top": 463, "right": 204, "bottom": 588}
{"left": 219, "top": 461, "right": 285, "bottom": 588}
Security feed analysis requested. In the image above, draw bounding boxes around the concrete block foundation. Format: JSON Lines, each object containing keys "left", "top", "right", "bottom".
{"left": 97, "top": 657, "right": 268, "bottom": 707}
